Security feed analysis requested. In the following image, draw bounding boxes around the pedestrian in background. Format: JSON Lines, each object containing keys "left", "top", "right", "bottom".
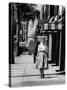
{"left": 25, "top": 16, "right": 38, "bottom": 55}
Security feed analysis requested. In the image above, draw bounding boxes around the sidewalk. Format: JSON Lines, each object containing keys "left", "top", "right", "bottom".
{"left": 10, "top": 54, "right": 65, "bottom": 87}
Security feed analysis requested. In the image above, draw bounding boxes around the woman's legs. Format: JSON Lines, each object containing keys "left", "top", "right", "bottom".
{"left": 40, "top": 68, "right": 42, "bottom": 78}
{"left": 40, "top": 68, "right": 44, "bottom": 78}
{"left": 39, "top": 53, "right": 45, "bottom": 78}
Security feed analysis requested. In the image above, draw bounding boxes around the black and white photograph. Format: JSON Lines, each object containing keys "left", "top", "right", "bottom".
{"left": 9, "top": 2, "right": 65, "bottom": 87}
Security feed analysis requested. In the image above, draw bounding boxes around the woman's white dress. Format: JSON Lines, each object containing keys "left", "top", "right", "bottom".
{"left": 36, "top": 43, "right": 47, "bottom": 69}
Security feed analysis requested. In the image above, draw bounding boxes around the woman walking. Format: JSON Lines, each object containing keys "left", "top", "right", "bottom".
{"left": 36, "top": 38, "right": 48, "bottom": 78}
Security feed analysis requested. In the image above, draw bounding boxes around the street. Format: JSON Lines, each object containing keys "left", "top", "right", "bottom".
{"left": 10, "top": 54, "right": 65, "bottom": 87}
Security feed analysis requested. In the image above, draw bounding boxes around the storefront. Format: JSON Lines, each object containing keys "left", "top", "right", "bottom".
{"left": 41, "top": 21, "right": 65, "bottom": 72}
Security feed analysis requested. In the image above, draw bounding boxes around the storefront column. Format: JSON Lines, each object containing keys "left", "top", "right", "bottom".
{"left": 48, "top": 34, "right": 52, "bottom": 61}
{"left": 9, "top": 3, "right": 15, "bottom": 64}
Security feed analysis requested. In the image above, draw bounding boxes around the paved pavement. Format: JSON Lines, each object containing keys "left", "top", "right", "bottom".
{"left": 10, "top": 54, "right": 65, "bottom": 87}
